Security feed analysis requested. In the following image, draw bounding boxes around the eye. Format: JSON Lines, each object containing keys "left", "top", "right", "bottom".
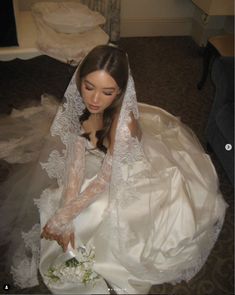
{"left": 85, "top": 85, "right": 93, "bottom": 91}
{"left": 103, "top": 92, "right": 114, "bottom": 96}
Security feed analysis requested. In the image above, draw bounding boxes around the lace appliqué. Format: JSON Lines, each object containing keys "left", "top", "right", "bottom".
{"left": 11, "top": 224, "right": 41, "bottom": 288}
{"left": 40, "top": 150, "right": 66, "bottom": 186}
{"left": 50, "top": 69, "right": 84, "bottom": 145}
{"left": 112, "top": 215, "right": 225, "bottom": 284}
{"left": 45, "top": 152, "right": 112, "bottom": 235}
{"left": 11, "top": 70, "right": 87, "bottom": 289}
{"left": 100, "top": 71, "right": 147, "bottom": 239}
{"left": 172, "top": 217, "right": 225, "bottom": 284}
{"left": 34, "top": 187, "right": 62, "bottom": 225}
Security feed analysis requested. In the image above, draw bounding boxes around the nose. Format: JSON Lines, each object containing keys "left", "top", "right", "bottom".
{"left": 91, "top": 91, "right": 100, "bottom": 104}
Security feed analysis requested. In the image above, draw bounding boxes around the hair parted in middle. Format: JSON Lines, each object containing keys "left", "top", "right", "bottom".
{"left": 76, "top": 44, "right": 129, "bottom": 153}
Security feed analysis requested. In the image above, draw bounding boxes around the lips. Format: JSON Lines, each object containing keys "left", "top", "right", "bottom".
{"left": 88, "top": 104, "right": 100, "bottom": 111}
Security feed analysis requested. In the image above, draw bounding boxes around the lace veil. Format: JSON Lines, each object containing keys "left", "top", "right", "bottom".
{"left": 0, "top": 45, "right": 143, "bottom": 288}
{"left": 0, "top": 44, "right": 225, "bottom": 290}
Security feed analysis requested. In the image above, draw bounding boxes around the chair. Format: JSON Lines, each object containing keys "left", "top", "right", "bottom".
{"left": 205, "top": 56, "right": 234, "bottom": 185}
{"left": 197, "top": 34, "right": 234, "bottom": 90}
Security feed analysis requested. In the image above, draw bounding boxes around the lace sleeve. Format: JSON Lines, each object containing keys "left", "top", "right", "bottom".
{"left": 60, "top": 137, "right": 85, "bottom": 206}
{"left": 45, "top": 152, "right": 112, "bottom": 235}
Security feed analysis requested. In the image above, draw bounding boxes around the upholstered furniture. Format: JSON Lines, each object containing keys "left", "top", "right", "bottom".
{"left": 197, "top": 34, "right": 234, "bottom": 90}
{"left": 206, "top": 56, "right": 234, "bottom": 185}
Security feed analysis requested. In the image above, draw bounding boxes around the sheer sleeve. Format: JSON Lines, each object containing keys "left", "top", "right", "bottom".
{"left": 45, "top": 151, "right": 112, "bottom": 235}
{"left": 44, "top": 112, "right": 140, "bottom": 236}
{"left": 60, "top": 137, "right": 85, "bottom": 206}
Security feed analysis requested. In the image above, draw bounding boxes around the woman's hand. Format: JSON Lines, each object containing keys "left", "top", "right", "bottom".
{"left": 41, "top": 223, "right": 75, "bottom": 252}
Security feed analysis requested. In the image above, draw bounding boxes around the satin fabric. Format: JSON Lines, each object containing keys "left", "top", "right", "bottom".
{"left": 39, "top": 103, "right": 227, "bottom": 294}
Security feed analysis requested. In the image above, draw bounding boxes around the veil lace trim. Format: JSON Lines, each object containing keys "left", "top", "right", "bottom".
{"left": 10, "top": 52, "right": 226, "bottom": 290}
{"left": 11, "top": 224, "right": 41, "bottom": 288}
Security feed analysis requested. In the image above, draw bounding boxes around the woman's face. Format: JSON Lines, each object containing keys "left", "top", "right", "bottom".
{"left": 81, "top": 70, "right": 120, "bottom": 114}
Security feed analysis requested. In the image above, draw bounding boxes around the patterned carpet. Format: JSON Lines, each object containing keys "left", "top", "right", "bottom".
{"left": 0, "top": 36, "right": 233, "bottom": 295}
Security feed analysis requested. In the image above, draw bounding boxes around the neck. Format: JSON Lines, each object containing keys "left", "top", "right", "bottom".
{"left": 91, "top": 112, "right": 103, "bottom": 118}
{"left": 90, "top": 112, "right": 103, "bottom": 123}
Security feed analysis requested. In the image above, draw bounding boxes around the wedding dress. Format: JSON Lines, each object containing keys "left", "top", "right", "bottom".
{"left": 0, "top": 58, "right": 227, "bottom": 294}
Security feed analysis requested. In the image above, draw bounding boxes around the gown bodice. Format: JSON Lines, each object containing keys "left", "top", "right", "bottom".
{"left": 84, "top": 137, "right": 105, "bottom": 180}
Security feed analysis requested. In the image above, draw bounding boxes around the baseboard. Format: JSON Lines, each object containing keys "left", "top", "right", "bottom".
{"left": 120, "top": 17, "right": 192, "bottom": 37}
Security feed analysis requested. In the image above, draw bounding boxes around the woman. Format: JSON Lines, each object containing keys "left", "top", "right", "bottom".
{"left": 40, "top": 45, "right": 139, "bottom": 251}
{"left": 3, "top": 45, "right": 227, "bottom": 294}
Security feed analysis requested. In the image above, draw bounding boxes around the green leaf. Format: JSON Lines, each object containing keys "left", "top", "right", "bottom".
{"left": 65, "top": 257, "right": 80, "bottom": 267}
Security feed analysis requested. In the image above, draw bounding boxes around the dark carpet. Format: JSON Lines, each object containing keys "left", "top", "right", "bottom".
{"left": 0, "top": 36, "right": 233, "bottom": 295}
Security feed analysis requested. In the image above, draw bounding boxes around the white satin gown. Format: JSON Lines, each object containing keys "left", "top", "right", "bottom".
{"left": 38, "top": 103, "right": 227, "bottom": 294}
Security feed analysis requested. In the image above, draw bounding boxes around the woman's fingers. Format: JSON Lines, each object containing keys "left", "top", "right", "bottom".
{"left": 59, "top": 232, "right": 75, "bottom": 252}
{"left": 41, "top": 226, "right": 75, "bottom": 253}
{"left": 41, "top": 225, "right": 50, "bottom": 239}
{"left": 41, "top": 225, "right": 59, "bottom": 241}
{"left": 40, "top": 228, "right": 48, "bottom": 239}
{"left": 60, "top": 234, "right": 69, "bottom": 252}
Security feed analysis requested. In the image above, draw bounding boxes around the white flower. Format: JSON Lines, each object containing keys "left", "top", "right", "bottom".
{"left": 45, "top": 246, "right": 100, "bottom": 286}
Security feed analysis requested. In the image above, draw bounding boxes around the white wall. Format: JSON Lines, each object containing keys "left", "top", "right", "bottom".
{"left": 18, "top": 0, "right": 234, "bottom": 44}
{"left": 191, "top": 0, "right": 234, "bottom": 16}
{"left": 121, "top": 0, "right": 234, "bottom": 44}
{"left": 120, "top": 0, "right": 194, "bottom": 36}
{"left": 19, "top": 0, "right": 195, "bottom": 36}
{"left": 191, "top": 2, "right": 233, "bottom": 46}
{"left": 121, "top": 0, "right": 194, "bottom": 18}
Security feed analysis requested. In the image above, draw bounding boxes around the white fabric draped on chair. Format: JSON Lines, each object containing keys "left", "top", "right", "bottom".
{"left": 80, "top": 0, "right": 120, "bottom": 41}
{"left": 30, "top": 0, "right": 120, "bottom": 64}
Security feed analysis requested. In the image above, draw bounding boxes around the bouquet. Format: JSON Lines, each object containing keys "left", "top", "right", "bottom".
{"left": 45, "top": 245, "right": 100, "bottom": 286}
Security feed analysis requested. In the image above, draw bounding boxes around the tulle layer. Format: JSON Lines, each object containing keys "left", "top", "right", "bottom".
{"left": 0, "top": 102, "right": 227, "bottom": 294}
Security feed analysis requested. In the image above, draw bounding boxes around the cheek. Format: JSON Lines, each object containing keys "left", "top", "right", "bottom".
{"left": 80, "top": 86, "right": 85, "bottom": 99}
{"left": 81, "top": 88, "right": 90, "bottom": 102}
{"left": 103, "top": 95, "right": 116, "bottom": 107}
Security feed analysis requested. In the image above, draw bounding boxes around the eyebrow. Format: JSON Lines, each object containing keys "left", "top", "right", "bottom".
{"left": 84, "top": 79, "right": 116, "bottom": 90}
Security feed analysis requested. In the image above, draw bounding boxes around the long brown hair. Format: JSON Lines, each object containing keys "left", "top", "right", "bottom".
{"left": 76, "top": 45, "right": 129, "bottom": 153}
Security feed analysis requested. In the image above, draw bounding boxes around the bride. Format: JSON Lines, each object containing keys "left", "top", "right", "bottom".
{"left": 1, "top": 44, "right": 227, "bottom": 294}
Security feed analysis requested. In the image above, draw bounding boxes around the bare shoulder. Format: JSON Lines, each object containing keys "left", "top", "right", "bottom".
{"left": 108, "top": 111, "right": 142, "bottom": 154}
